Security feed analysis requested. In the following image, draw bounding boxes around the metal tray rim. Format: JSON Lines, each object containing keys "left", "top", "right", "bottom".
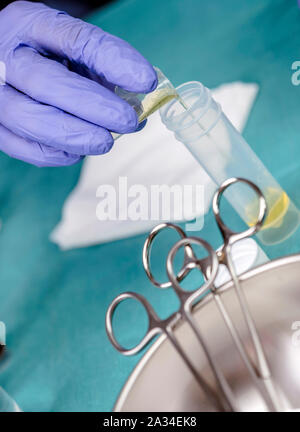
{"left": 113, "top": 252, "right": 300, "bottom": 412}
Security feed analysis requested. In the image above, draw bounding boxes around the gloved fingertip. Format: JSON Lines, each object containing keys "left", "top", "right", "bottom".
{"left": 34, "top": 158, "right": 77, "bottom": 168}
{"left": 147, "top": 68, "right": 159, "bottom": 92}
{"left": 115, "top": 104, "right": 139, "bottom": 134}
{"left": 101, "top": 142, "right": 114, "bottom": 155}
{"left": 135, "top": 65, "right": 158, "bottom": 94}
{"left": 42, "top": 154, "right": 83, "bottom": 168}
{"left": 64, "top": 155, "right": 84, "bottom": 166}
{"left": 134, "top": 119, "right": 147, "bottom": 133}
{"left": 89, "top": 132, "right": 114, "bottom": 155}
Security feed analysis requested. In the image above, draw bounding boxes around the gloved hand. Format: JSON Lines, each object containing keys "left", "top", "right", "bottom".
{"left": 0, "top": 1, "right": 157, "bottom": 167}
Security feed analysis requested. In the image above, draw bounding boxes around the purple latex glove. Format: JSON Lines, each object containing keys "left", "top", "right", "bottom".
{"left": 0, "top": 1, "right": 157, "bottom": 167}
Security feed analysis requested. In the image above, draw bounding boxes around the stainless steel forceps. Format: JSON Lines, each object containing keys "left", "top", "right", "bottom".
{"left": 106, "top": 177, "right": 282, "bottom": 412}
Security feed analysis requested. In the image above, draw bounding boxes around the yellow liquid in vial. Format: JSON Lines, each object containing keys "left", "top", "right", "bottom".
{"left": 139, "top": 88, "right": 190, "bottom": 123}
{"left": 246, "top": 188, "right": 290, "bottom": 229}
{"left": 246, "top": 188, "right": 300, "bottom": 244}
{"left": 139, "top": 89, "right": 178, "bottom": 122}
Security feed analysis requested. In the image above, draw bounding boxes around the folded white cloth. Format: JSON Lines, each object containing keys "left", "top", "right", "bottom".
{"left": 50, "top": 82, "right": 259, "bottom": 249}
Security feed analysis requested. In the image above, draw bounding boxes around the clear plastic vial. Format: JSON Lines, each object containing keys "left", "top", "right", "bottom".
{"left": 159, "top": 81, "right": 300, "bottom": 245}
{"left": 112, "top": 68, "right": 177, "bottom": 140}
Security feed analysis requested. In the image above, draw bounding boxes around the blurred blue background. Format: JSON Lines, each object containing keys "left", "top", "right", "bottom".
{"left": 0, "top": 0, "right": 300, "bottom": 412}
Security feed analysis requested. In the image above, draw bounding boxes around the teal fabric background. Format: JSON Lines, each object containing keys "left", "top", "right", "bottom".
{"left": 0, "top": 0, "right": 300, "bottom": 412}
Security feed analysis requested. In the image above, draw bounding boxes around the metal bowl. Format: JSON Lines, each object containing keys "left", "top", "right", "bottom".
{"left": 115, "top": 254, "right": 300, "bottom": 412}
